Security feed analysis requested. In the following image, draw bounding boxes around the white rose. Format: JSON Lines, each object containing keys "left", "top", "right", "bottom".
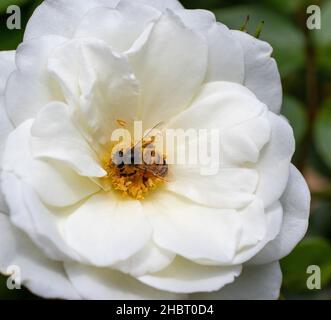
{"left": 0, "top": 0, "right": 310, "bottom": 300}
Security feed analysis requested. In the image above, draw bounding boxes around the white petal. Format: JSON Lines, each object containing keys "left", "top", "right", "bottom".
{"left": 123, "top": 0, "right": 183, "bottom": 12}
{"left": 3, "top": 120, "right": 100, "bottom": 207}
{"left": 168, "top": 82, "right": 264, "bottom": 131}
{"left": 46, "top": 38, "right": 140, "bottom": 141}
{"left": 191, "top": 262, "right": 282, "bottom": 300}
{"left": 16, "top": 35, "right": 67, "bottom": 77}
{"left": 173, "top": 9, "right": 216, "bottom": 32}
{"left": 236, "top": 199, "right": 267, "bottom": 251}
{"left": 174, "top": 10, "right": 244, "bottom": 83}
{"left": 167, "top": 82, "right": 270, "bottom": 167}
{"left": 128, "top": 11, "right": 208, "bottom": 128}
{"left": 2, "top": 172, "right": 81, "bottom": 262}
{"left": 0, "top": 213, "right": 80, "bottom": 299}
{"left": 138, "top": 257, "right": 242, "bottom": 294}
{"left": 114, "top": 242, "right": 175, "bottom": 277}
{"left": 166, "top": 167, "right": 258, "bottom": 209}
{"left": 0, "top": 175, "right": 9, "bottom": 215}
{"left": 0, "top": 51, "right": 15, "bottom": 95}
{"left": 5, "top": 71, "right": 57, "bottom": 127}
{"left": 144, "top": 191, "right": 241, "bottom": 264}
{"left": 5, "top": 36, "right": 67, "bottom": 126}
{"left": 250, "top": 165, "right": 310, "bottom": 265}
{"left": 0, "top": 97, "right": 14, "bottom": 214}
{"left": 255, "top": 113, "right": 295, "bottom": 207}
{"left": 233, "top": 201, "right": 283, "bottom": 265}
{"left": 75, "top": 2, "right": 160, "bottom": 53}
{"left": 31, "top": 102, "right": 106, "bottom": 178}
{"left": 64, "top": 261, "right": 182, "bottom": 300}
{"left": 232, "top": 31, "right": 282, "bottom": 114}
{"left": 0, "top": 97, "right": 13, "bottom": 163}
{"left": 220, "top": 109, "right": 271, "bottom": 164}
{"left": 64, "top": 192, "right": 152, "bottom": 266}
{"left": 24, "top": 0, "right": 121, "bottom": 41}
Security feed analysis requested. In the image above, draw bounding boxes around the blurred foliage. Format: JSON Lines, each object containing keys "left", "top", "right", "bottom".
{"left": 314, "top": 100, "right": 331, "bottom": 169}
{"left": 0, "top": 0, "right": 331, "bottom": 300}
{"left": 281, "top": 238, "right": 331, "bottom": 292}
{"left": 315, "top": 0, "right": 331, "bottom": 88}
{"left": 214, "top": 5, "right": 305, "bottom": 77}
{"left": 282, "top": 95, "right": 308, "bottom": 145}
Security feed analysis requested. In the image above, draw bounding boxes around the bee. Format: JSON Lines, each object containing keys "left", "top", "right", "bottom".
{"left": 111, "top": 122, "right": 168, "bottom": 181}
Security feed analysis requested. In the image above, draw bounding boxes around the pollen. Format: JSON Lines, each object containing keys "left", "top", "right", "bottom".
{"left": 103, "top": 145, "right": 168, "bottom": 200}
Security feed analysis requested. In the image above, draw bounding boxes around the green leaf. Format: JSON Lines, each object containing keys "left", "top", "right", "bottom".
{"left": 213, "top": 5, "right": 305, "bottom": 77}
{"left": 281, "top": 95, "right": 308, "bottom": 144}
{"left": 314, "top": 100, "right": 331, "bottom": 170}
{"left": 281, "top": 237, "right": 331, "bottom": 292}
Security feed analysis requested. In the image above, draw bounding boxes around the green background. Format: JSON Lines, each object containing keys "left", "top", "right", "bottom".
{"left": 1, "top": 0, "right": 331, "bottom": 300}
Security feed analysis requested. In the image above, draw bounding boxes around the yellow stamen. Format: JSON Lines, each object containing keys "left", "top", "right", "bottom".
{"left": 103, "top": 145, "right": 167, "bottom": 200}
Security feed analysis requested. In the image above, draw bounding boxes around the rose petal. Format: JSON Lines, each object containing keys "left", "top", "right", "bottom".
{"left": 31, "top": 102, "right": 107, "bottom": 178}
{"left": 123, "top": 0, "right": 183, "bottom": 12}
{"left": 167, "top": 82, "right": 270, "bottom": 166}
{"left": 0, "top": 51, "right": 15, "bottom": 95}
{"left": 0, "top": 97, "right": 14, "bottom": 215}
{"left": 165, "top": 82, "right": 269, "bottom": 208}
{"left": 64, "top": 192, "right": 152, "bottom": 266}
{"left": 233, "top": 201, "right": 283, "bottom": 264}
{"left": 174, "top": 10, "right": 244, "bottom": 83}
{"left": 249, "top": 165, "right": 310, "bottom": 265}
{"left": 46, "top": 38, "right": 140, "bottom": 141}
{"left": 5, "top": 35, "right": 67, "bottom": 126}
{"left": 166, "top": 167, "right": 258, "bottom": 210}
{"left": 113, "top": 242, "right": 175, "bottom": 277}
{"left": 24, "top": 0, "right": 121, "bottom": 41}
{"left": 255, "top": 112, "right": 295, "bottom": 207}
{"left": 3, "top": 120, "right": 100, "bottom": 207}
{"left": 128, "top": 11, "right": 208, "bottom": 128}
{"left": 191, "top": 262, "right": 282, "bottom": 300}
{"left": 64, "top": 261, "right": 182, "bottom": 300}
{"left": 2, "top": 172, "right": 82, "bottom": 262}
{"left": 168, "top": 82, "right": 264, "bottom": 131}
{"left": 0, "top": 213, "right": 80, "bottom": 299}
{"left": 144, "top": 191, "right": 241, "bottom": 264}
{"left": 75, "top": 2, "right": 160, "bottom": 53}
{"left": 232, "top": 30, "right": 282, "bottom": 114}
{"left": 0, "top": 97, "right": 13, "bottom": 163}
{"left": 138, "top": 257, "right": 242, "bottom": 294}
{"left": 236, "top": 199, "right": 267, "bottom": 251}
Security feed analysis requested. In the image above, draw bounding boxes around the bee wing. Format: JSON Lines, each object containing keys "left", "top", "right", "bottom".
{"left": 134, "top": 165, "right": 171, "bottom": 183}
{"left": 133, "top": 121, "right": 166, "bottom": 148}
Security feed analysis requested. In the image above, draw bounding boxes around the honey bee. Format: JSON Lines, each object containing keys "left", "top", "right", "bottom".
{"left": 111, "top": 122, "right": 168, "bottom": 181}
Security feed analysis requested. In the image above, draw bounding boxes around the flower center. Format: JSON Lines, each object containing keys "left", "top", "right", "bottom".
{"left": 104, "top": 141, "right": 168, "bottom": 200}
